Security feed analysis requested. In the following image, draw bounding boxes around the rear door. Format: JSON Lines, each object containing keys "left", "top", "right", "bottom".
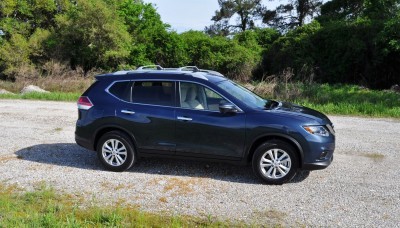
{"left": 175, "top": 82, "right": 246, "bottom": 159}
{"left": 110, "top": 80, "right": 177, "bottom": 155}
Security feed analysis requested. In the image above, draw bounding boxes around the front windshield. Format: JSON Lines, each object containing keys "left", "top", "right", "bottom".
{"left": 217, "top": 80, "right": 267, "bottom": 109}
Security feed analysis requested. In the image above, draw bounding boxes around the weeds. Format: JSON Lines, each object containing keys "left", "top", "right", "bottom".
{"left": 362, "top": 153, "right": 385, "bottom": 161}
{"left": 0, "top": 183, "right": 249, "bottom": 227}
{"left": 0, "top": 92, "right": 80, "bottom": 101}
{"left": 249, "top": 82, "right": 400, "bottom": 118}
{"left": 54, "top": 127, "right": 63, "bottom": 132}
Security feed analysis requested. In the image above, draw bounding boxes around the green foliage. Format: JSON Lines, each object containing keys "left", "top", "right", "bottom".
{"left": 0, "top": 33, "right": 35, "bottom": 80}
{"left": 181, "top": 31, "right": 259, "bottom": 81}
{"left": 261, "top": 21, "right": 321, "bottom": 81}
{"left": 254, "top": 82, "right": 400, "bottom": 118}
{"left": 264, "top": 0, "right": 323, "bottom": 31}
{"left": 55, "top": 0, "right": 131, "bottom": 72}
{"left": 0, "top": 0, "right": 399, "bottom": 91}
{"left": 262, "top": 0, "right": 400, "bottom": 89}
{"left": 116, "top": 0, "right": 187, "bottom": 67}
{"left": 0, "top": 92, "right": 81, "bottom": 101}
{"left": 294, "top": 84, "right": 400, "bottom": 117}
{"left": 0, "top": 183, "right": 243, "bottom": 227}
{"left": 206, "top": 0, "right": 265, "bottom": 35}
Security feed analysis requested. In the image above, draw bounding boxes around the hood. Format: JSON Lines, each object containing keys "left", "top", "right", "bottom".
{"left": 266, "top": 101, "right": 331, "bottom": 124}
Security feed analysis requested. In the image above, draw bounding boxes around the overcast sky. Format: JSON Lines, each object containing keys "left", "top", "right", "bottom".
{"left": 143, "top": 0, "right": 283, "bottom": 33}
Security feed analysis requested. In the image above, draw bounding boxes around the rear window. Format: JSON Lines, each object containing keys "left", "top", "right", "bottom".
{"left": 108, "top": 81, "right": 132, "bottom": 102}
{"left": 132, "top": 81, "right": 175, "bottom": 106}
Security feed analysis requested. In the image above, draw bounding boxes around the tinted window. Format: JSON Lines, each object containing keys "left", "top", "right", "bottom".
{"left": 180, "top": 82, "right": 226, "bottom": 111}
{"left": 109, "top": 81, "right": 132, "bottom": 102}
{"left": 132, "top": 81, "right": 175, "bottom": 106}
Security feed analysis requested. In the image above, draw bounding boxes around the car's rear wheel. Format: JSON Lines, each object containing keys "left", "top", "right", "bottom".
{"left": 252, "top": 140, "right": 299, "bottom": 185}
{"left": 97, "top": 131, "right": 136, "bottom": 172}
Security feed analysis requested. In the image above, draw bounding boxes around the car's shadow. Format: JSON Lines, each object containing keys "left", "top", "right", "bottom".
{"left": 15, "top": 143, "right": 309, "bottom": 184}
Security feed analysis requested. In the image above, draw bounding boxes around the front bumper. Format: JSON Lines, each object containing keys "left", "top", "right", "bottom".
{"left": 302, "top": 155, "right": 333, "bottom": 170}
{"left": 300, "top": 140, "right": 335, "bottom": 170}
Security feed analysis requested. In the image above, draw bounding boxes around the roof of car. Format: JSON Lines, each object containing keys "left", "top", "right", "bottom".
{"left": 95, "top": 65, "right": 227, "bottom": 84}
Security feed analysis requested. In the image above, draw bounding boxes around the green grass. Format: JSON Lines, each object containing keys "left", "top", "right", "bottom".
{"left": 0, "top": 92, "right": 80, "bottom": 102}
{"left": 256, "top": 83, "right": 400, "bottom": 118}
{"left": 0, "top": 184, "right": 253, "bottom": 227}
{"left": 293, "top": 84, "right": 400, "bottom": 118}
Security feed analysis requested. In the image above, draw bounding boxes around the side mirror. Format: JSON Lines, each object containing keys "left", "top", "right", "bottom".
{"left": 219, "top": 103, "right": 238, "bottom": 114}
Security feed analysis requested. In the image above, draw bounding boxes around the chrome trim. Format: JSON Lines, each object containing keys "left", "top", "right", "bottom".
{"left": 104, "top": 79, "right": 244, "bottom": 113}
{"left": 121, "top": 110, "right": 135, "bottom": 115}
{"left": 177, "top": 116, "right": 193, "bottom": 121}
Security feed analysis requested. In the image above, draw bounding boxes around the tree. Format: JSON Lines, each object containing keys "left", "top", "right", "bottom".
{"left": 318, "top": 0, "right": 400, "bottom": 23}
{"left": 318, "top": 0, "right": 364, "bottom": 23}
{"left": 260, "top": 21, "right": 321, "bottom": 81}
{"left": 206, "top": 0, "right": 266, "bottom": 35}
{"left": 55, "top": 0, "right": 131, "bottom": 73}
{"left": 116, "top": 0, "right": 188, "bottom": 67}
{"left": 263, "top": 0, "right": 323, "bottom": 31}
{"left": 181, "top": 31, "right": 260, "bottom": 81}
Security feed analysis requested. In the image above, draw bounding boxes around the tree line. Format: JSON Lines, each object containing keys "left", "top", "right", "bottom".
{"left": 0, "top": 0, "right": 399, "bottom": 89}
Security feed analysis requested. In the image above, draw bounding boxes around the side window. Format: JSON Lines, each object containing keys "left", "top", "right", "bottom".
{"left": 204, "top": 87, "right": 225, "bottom": 111}
{"left": 180, "top": 82, "right": 225, "bottom": 111}
{"left": 108, "top": 81, "right": 132, "bottom": 102}
{"left": 132, "top": 81, "right": 175, "bottom": 106}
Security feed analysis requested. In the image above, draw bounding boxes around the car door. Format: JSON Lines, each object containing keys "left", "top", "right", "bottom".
{"left": 175, "top": 82, "right": 246, "bottom": 159}
{"left": 112, "top": 80, "right": 177, "bottom": 155}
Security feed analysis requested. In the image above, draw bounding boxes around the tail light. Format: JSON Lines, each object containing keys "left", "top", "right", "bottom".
{"left": 77, "top": 96, "right": 93, "bottom": 110}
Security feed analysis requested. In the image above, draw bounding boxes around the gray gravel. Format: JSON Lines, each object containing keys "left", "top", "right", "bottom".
{"left": 0, "top": 99, "right": 399, "bottom": 226}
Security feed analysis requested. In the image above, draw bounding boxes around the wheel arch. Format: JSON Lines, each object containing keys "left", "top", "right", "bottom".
{"left": 93, "top": 125, "right": 137, "bottom": 151}
{"left": 246, "top": 134, "right": 304, "bottom": 166}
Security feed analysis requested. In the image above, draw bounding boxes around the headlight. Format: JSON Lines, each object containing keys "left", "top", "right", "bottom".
{"left": 303, "top": 126, "right": 330, "bottom": 137}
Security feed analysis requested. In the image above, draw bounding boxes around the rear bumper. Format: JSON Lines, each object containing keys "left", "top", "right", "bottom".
{"left": 75, "top": 133, "right": 94, "bottom": 151}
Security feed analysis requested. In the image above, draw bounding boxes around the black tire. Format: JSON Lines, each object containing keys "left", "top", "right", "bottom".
{"left": 252, "top": 140, "right": 299, "bottom": 185}
{"left": 96, "top": 131, "right": 136, "bottom": 172}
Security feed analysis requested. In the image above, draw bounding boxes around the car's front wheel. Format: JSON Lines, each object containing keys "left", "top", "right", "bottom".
{"left": 252, "top": 140, "right": 299, "bottom": 185}
{"left": 97, "top": 131, "right": 136, "bottom": 172}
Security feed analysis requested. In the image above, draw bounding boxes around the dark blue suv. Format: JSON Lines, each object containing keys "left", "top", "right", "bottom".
{"left": 75, "top": 66, "right": 335, "bottom": 184}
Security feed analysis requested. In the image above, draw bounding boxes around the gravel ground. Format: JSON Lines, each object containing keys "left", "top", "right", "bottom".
{"left": 0, "top": 99, "right": 399, "bottom": 226}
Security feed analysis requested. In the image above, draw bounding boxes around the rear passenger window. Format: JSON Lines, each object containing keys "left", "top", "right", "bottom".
{"left": 109, "top": 81, "right": 132, "bottom": 102}
{"left": 132, "top": 81, "right": 175, "bottom": 106}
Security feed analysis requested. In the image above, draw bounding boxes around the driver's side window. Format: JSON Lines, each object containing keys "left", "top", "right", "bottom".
{"left": 204, "top": 87, "right": 224, "bottom": 111}
{"left": 179, "top": 82, "right": 225, "bottom": 111}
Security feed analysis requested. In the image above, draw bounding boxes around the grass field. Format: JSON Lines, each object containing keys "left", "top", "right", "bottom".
{"left": 291, "top": 84, "right": 400, "bottom": 118}
{"left": 0, "top": 92, "right": 80, "bottom": 102}
{"left": 252, "top": 83, "right": 400, "bottom": 118}
{"left": 1, "top": 82, "right": 399, "bottom": 118}
{"left": 0, "top": 184, "right": 248, "bottom": 227}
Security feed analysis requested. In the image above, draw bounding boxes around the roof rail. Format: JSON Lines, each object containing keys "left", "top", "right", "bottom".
{"left": 133, "top": 65, "right": 224, "bottom": 77}
{"left": 178, "top": 66, "right": 224, "bottom": 76}
{"left": 137, "top": 65, "right": 163, "bottom": 70}
{"left": 177, "top": 66, "right": 200, "bottom": 72}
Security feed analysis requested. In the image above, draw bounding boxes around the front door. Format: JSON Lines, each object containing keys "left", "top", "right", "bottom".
{"left": 175, "top": 82, "right": 246, "bottom": 159}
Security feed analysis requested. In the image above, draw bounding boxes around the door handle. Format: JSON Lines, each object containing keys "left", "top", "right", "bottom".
{"left": 177, "top": 116, "right": 192, "bottom": 121}
{"left": 121, "top": 110, "right": 135, "bottom": 115}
